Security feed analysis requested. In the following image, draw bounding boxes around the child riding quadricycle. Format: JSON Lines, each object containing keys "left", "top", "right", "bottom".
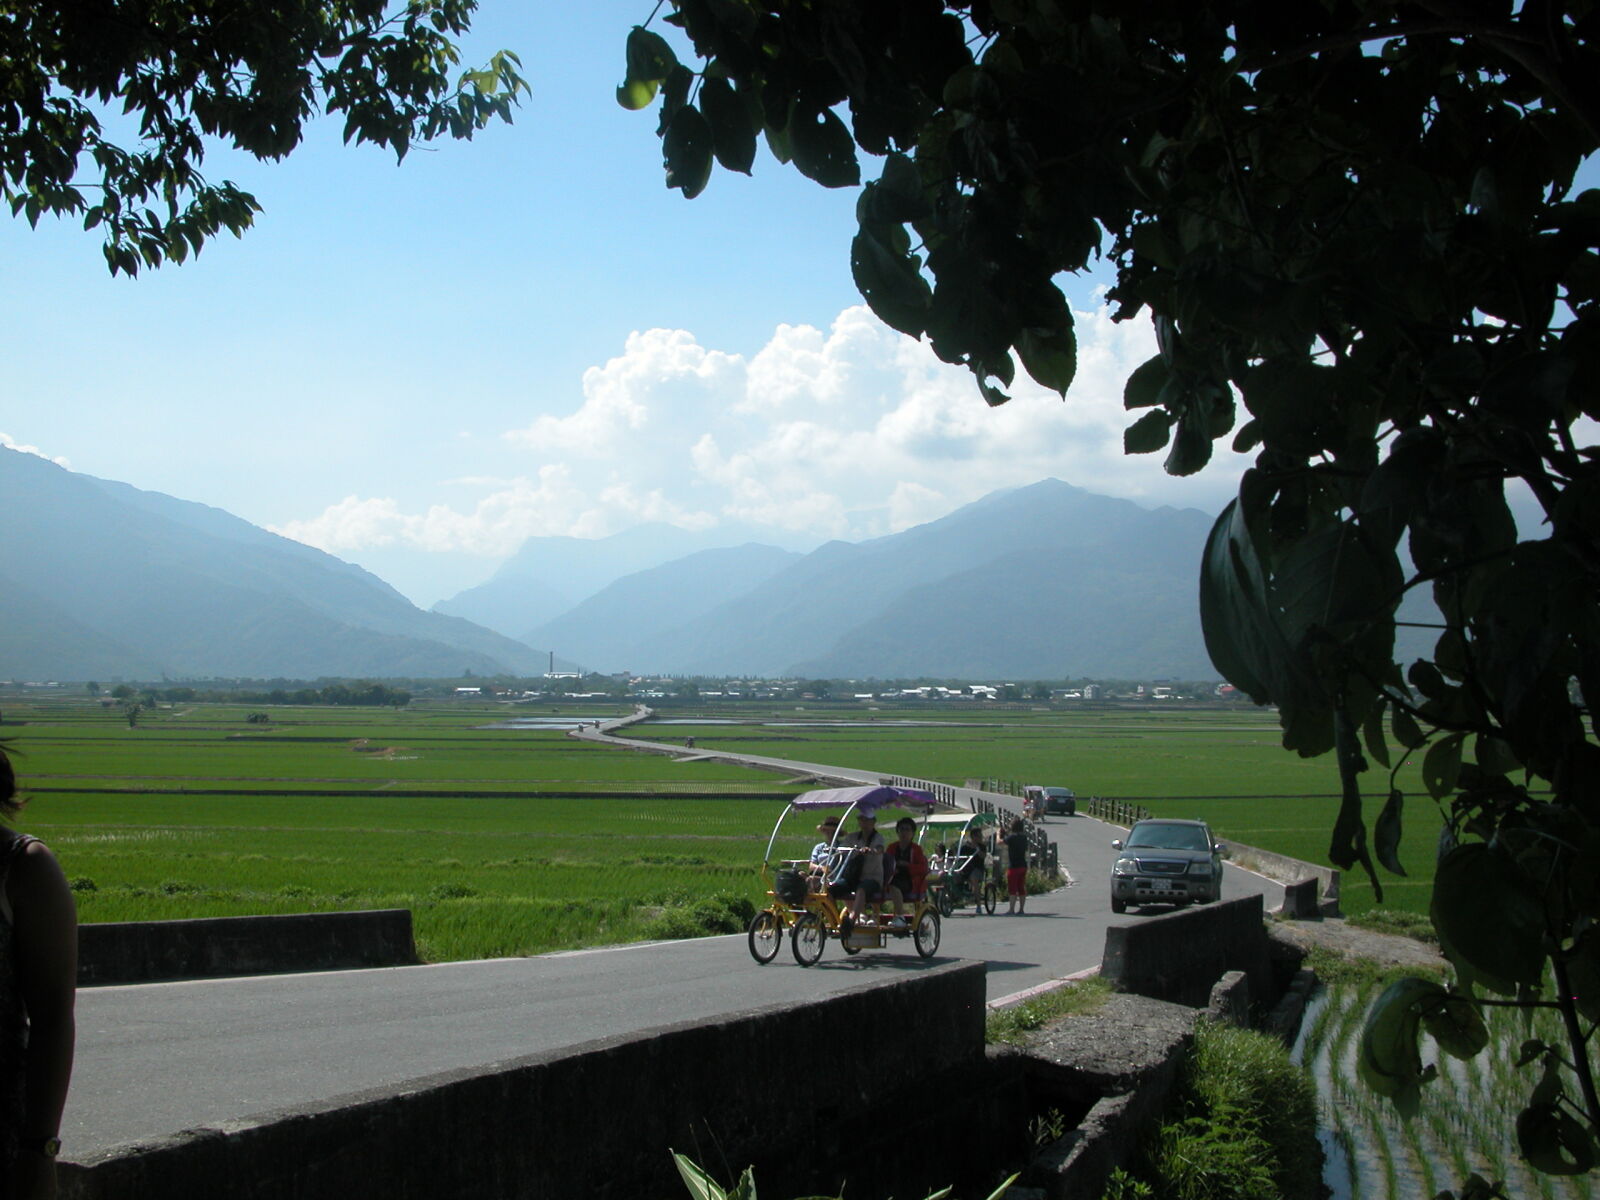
{"left": 921, "top": 810, "right": 1000, "bottom": 916}
{"left": 748, "top": 784, "right": 942, "bottom": 966}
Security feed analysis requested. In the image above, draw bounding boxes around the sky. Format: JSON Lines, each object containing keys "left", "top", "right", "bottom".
{"left": 1, "top": 4, "right": 1256, "bottom": 609}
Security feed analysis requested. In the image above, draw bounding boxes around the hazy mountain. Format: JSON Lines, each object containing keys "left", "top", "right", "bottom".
{"left": 623, "top": 481, "right": 1215, "bottom": 677}
{"left": 0, "top": 449, "right": 552, "bottom": 680}
{"left": 434, "top": 525, "right": 739, "bottom": 637}
{"left": 432, "top": 522, "right": 818, "bottom": 638}
{"left": 789, "top": 532, "right": 1213, "bottom": 679}
{"left": 522, "top": 543, "right": 803, "bottom": 671}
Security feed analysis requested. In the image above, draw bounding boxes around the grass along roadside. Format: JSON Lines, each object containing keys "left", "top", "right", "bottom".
{"left": 986, "top": 975, "right": 1113, "bottom": 1045}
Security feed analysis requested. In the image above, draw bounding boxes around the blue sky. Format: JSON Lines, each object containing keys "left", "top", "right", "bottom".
{"left": 2, "top": 4, "right": 1255, "bottom": 607}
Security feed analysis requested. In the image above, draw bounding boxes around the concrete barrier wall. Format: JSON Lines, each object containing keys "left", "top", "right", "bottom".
{"left": 62, "top": 961, "right": 988, "bottom": 1200}
{"left": 77, "top": 910, "right": 416, "bottom": 986}
{"left": 1224, "top": 840, "right": 1340, "bottom": 908}
{"left": 1100, "top": 895, "right": 1272, "bottom": 1009}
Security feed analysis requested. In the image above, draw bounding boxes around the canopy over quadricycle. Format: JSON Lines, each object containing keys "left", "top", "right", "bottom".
{"left": 748, "top": 784, "right": 943, "bottom": 965}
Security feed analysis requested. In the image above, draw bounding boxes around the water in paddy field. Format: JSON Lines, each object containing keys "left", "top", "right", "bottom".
{"left": 477, "top": 716, "right": 607, "bottom": 730}
{"left": 648, "top": 718, "right": 960, "bottom": 727}
{"left": 1294, "top": 981, "right": 1596, "bottom": 1200}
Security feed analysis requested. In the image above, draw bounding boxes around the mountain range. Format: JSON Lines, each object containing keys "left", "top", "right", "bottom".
{"left": 507, "top": 481, "right": 1221, "bottom": 678}
{"left": 3, "top": 448, "right": 1232, "bottom": 681}
{"left": 0, "top": 448, "right": 554, "bottom": 681}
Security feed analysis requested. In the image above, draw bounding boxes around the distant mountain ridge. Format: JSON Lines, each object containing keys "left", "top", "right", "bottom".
{"left": 0, "top": 449, "right": 555, "bottom": 680}
{"left": 471, "top": 480, "right": 1222, "bottom": 679}
{"left": 572, "top": 479, "right": 1221, "bottom": 679}
{"left": 5, "top": 450, "right": 1232, "bottom": 682}
{"left": 431, "top": 520, "right": 819, "bottom": 638}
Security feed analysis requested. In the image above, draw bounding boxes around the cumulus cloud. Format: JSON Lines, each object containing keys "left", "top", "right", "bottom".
{"left": 275, "top": 301, "right": 1253, "bottom": 559}
{"left": 0, "top": 432, "right": 69, "bottom": 468}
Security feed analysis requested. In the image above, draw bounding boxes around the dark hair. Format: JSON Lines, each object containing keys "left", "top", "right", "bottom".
{"left": 0, "top": 741, "right": 19, "bottom": 818}
{"left": 1011, "top": 818, "right": 1026, "bottom": 834}
{"left": 895, "top": 817, "right": 915, "bottom": 832}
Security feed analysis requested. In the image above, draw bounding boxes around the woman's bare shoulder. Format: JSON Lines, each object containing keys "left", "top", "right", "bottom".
{"left": 8, "top": 836, "right": 68, "bottom": 890}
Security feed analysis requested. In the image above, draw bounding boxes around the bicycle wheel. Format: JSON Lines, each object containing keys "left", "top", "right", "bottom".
{"left": 937, "top": 887, "right": 954, "bottom": 918}
{"left": 791, "top": 912, "right": 826, "bottom": 966}
{"left": 913, "top": 908, "right": 941, "bottom": 958}
{"left": 747, "top": 909, "right": 782, "bottom": 964}
{"left": 981, "top": 883, "right": 998, "bottom": 914}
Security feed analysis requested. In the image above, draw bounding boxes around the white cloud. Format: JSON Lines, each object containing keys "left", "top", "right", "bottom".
{"left": 274, "top": 302, "right": 1252, "bottom": 560}
{"left": 0, "top": 433, "right": 69, "bottom": 468}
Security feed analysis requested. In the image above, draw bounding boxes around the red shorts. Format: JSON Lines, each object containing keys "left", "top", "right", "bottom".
{"left": 1006, "top": 866, "right": 1028, "bottom": 897}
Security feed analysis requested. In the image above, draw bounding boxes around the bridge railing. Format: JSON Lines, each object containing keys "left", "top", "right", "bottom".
{"left": 1083, "top": 796, "right": 1152, "bottom": 828}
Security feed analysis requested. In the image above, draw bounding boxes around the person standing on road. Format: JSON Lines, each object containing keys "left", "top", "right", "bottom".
{"left": 1005, "top": 818, "right": 1030, "bottom": 915}
{"left": 1, "top": 744, "right": 77, "bottom": 1199}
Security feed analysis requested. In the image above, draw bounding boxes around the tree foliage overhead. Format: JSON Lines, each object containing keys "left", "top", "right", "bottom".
{"left": 622, "top": 0, "right": 1600, "bottom": 1175}
{"left": 1, "top": 0, "right": 526, "bottom": 273}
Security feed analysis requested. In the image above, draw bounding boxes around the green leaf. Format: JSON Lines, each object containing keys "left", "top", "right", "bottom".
{"left": 1359, "top": 976, "right": 1441, "bottom": 1116}
{"left": 1124, "top": 408, "right": 1171, "bottom": 454}
{"left": 1362, "top": 699, "right": 1391, "bottom": 768}
{"left": 1375, "top": 788, "right": 1407, "bottom": 875}
{"left": 1431, "top": 843, "right": 1547, "bottom": 993}
{"left": 1473, "top": 734, "right": 1519, "bottom": 777}
{"left": 1017, "top": 323, "right": 1077, "bottom": 395}
{"left": 1420, "top": 990, "right": 1488, "bottom": 1059}
{"left": 788, "top": 104, "right": 859, "bottom": 188}
{"left": 1423, "top": 732, "right": 1464, "bottom": 799}
{"left": 626, "top": 26, "right": 677, "bottom": 85}
{"left": 1409, "top": 659, "right": 1449, "bottom": 701}
{"left": 1124, "top": 354, "right": 1170, "bottom": 409}
{"left": 1392, "top": 706, "right": 1425, "bottom": 750}
{"left": 1516, "top": 1104, "right": 1597, "bottom": 1175}
{"left": 1163, "top": 398, "right": 1215, "bottom": 476}
{"left": 663, "top": 105, "right": 714, "bottom": 199}
{"left": 850, "top": 228, "right": 931, "bottom": 337}
{"left": 1566, "top": 930, "right": 1600, "bottom": 1022}
{"left": 671, "top": 1150, "right": 728, "bottom": 1200}
{"left": 617, "top": 78, "right": 657, "bottom": 110}
{"left": 699, "top": 77, "right": 755, "bottom": 174}
{"left": 1198, "top": 495, "right": 1335, "bottom": 757}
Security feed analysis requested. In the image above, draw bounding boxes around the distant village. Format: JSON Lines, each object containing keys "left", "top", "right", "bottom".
{"left": 445, "top": 675, "right": 1240, "bottom": 705}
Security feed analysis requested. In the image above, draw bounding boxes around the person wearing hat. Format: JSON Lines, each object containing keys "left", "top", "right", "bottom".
{"left": 827, "top": 808, "right": 885, "bottom": 934}
{"left": 808, "top": 815, "right": 841, "bottom": 890}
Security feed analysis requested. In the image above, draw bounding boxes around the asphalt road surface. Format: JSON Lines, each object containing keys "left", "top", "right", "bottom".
{"left": 65, "top": 812, "right": 1281, "bottom": 1159}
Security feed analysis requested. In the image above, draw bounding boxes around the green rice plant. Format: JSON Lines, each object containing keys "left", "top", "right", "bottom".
{"left": 1302, "top": 962, "right": 1597, "bottom": 1200}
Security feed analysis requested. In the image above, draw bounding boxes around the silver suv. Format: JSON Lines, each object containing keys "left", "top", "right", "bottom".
{"left": 1110, "top": 818, "right": 1226, "bottom": 913}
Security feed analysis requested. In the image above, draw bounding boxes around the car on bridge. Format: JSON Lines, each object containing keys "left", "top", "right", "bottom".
{"left": 1109, "top": 818, "right": 1226, "bottom": 913}
{"left": 1023, "top": 784, "right": 1076, "bottom": 816}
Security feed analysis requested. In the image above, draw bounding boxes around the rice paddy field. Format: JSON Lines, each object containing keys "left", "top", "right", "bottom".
{"left": 4, "top": 696, "right": 1445, "bottom": 960}
{"left": 4, "top": 698, "right": 806, "bottom": 960}
{"left": 1297, "top": 960, "right": 1592, "bottom": 1200}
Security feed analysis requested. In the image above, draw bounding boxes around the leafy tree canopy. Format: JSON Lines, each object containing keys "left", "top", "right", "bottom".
{"left": 622, "top": 0, "right": 1600, "bottom": 1173}
{"left": 2, "top": 0, "right": 526, "bottom": 273}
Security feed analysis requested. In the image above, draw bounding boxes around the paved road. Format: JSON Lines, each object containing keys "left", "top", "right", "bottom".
{"left": 65, "top": 812, "right": 1280, "bottom": 1160}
